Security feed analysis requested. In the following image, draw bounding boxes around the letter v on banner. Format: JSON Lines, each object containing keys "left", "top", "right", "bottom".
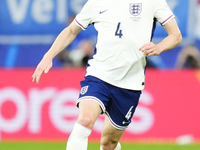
{"left": 6, "top": 0, "right": 30, "bottom": 24}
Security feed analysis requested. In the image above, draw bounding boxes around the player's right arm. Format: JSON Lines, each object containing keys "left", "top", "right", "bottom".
{"left": 32, "top": 21, "right": 82, "bottom": 84}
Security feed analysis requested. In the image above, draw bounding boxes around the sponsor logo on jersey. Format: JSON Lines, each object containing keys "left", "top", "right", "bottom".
{"left": 129, "top": 3, "right": 142, "bottom": 16}
{"left": 80, "top": 85, "right": 89, "bottom": 95}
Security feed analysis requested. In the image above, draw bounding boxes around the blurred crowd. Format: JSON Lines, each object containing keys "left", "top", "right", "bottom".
{"left": 175, "top": 44, "right": 200, "bottom": 69}
{"left": 58, "top": 39, "right": 94, "bottom": 68}
{"left": 57, "top": 15, "right": 96, "bottom": 68}
{"left": 146, "top": 44, "right": 200, "bottom": 69}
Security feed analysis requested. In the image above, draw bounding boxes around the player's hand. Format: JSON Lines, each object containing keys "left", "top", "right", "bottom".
{"left": 139, "top": 42, "right": 162, "bottom": 57}
{"left": 32, "top": 56, "right": 53, "bottom": 84}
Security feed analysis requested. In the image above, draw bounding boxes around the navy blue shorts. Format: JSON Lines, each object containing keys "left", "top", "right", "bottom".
{"left": 77, "top": 76, "right": 141, "bottom": 130}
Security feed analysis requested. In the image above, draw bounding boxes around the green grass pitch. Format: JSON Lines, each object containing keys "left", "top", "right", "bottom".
{"left": 0, "top": 142, "right": 200, "bottom": 150}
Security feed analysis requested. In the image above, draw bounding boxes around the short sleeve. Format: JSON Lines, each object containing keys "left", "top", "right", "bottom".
{"left": 74, "top": 0, "right": 94, "bottom": 30}
{"left": 152, "top": 0, "right": 175, "bottom": 25}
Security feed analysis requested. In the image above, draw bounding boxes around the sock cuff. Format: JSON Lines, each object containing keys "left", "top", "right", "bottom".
{"left": 115, "top": 142, "right": 121, "bottom": 150}
{"left": 73, "top": 123, "right": 92, "bottom": 138}
{"left": 66, "top": 123, "right": 91, "bottom": 150}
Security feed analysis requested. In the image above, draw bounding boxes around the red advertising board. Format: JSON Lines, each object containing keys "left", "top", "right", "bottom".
{"left": 0, "top": 69, "right": 200, "bottom": 141}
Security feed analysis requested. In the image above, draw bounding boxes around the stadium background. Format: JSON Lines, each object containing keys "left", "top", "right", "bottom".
{"left": 0, "top": 0, "right": 200, "bottom": 146}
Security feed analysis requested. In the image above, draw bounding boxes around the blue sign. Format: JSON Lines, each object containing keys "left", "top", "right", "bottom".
{"left": 0, "top": 0, "right": 87, "bottom": 35}
{"left": 0, "top": 0, "right": 192, "bottom": 37}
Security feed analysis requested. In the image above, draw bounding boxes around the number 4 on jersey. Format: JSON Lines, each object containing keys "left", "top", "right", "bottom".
{"left": 115, "top": 22, "right": 123, "bottom": 38}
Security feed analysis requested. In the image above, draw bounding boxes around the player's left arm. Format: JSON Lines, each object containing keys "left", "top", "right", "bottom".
{"left": 140, "top": 18, "right": 182, "bottom": 57}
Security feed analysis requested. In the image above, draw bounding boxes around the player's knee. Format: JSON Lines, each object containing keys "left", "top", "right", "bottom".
{"left": 77, "top": 115, "right": 94, "bottom": 129}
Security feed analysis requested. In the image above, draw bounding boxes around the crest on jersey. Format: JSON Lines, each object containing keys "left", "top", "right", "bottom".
{"left": 80, "top": 85, "right": 89, "bottom": 95}
{"left": 129, "top": 3, "right": 142, "bottom": 16}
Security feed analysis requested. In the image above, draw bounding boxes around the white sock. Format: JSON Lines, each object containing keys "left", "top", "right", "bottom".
{"left": 100, "top": 142, "right": 121, "bottom": 150}
{"left": 66, "top": 123, "right": 92, "bottom": 150}
{"left": 115, "top": 142, "right": 121, "bottom": 150}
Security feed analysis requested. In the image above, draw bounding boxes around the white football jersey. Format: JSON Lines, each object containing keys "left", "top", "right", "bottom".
{"left": 75, "top": 0, "right": 174, "bottom": 90}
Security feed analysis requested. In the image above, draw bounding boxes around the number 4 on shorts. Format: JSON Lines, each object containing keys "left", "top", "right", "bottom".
{"left": 125, "top": 106, "right": 134, "bottom": 120}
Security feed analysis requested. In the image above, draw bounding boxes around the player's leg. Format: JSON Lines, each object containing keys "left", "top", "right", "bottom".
{"left": 100, "top": 116, "right": 124, "bottom": 150}
{"left": 77, "top": 100, "right": 102, "bottom": 129}
{"left": 66, "top": 100, "right": 102, "bottom": 150}
{"left": 99, "top": 85, "right": 141, "bottom": 150}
